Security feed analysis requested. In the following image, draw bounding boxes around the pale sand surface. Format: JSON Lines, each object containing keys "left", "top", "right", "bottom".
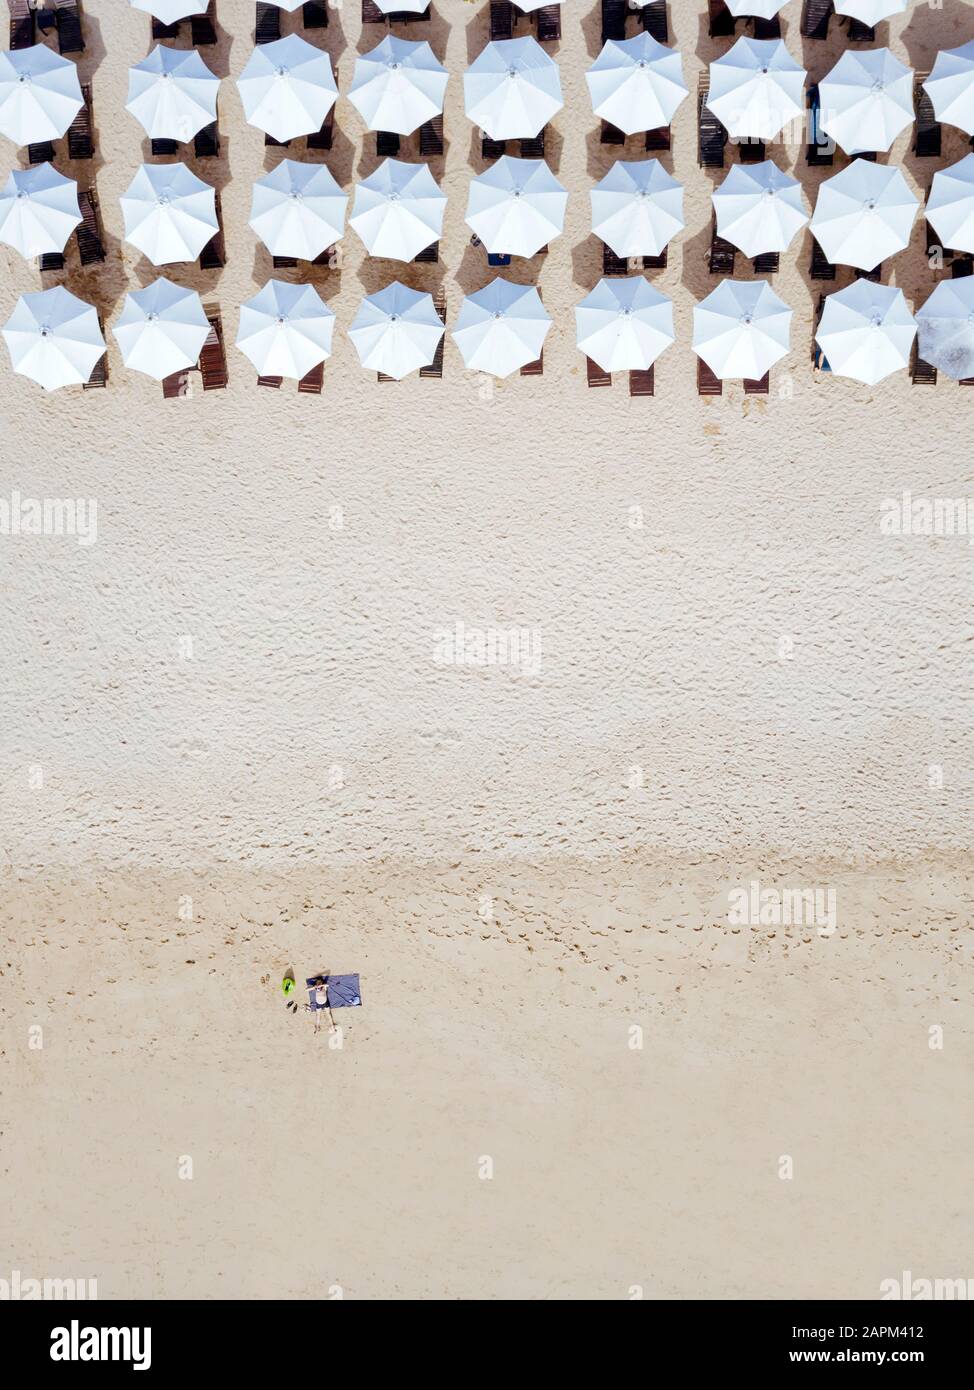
{"left": 1, "top": 1, "right": 973, "bottom": 1298}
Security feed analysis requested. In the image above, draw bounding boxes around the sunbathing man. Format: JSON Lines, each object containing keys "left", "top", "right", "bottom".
{"left": 310, "top": 975, "right": 333, "bottom": 1035}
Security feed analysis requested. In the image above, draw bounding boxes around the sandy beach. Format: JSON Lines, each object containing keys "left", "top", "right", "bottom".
{"left": 1, "top": 0, "right": 973, "bottom": 1299}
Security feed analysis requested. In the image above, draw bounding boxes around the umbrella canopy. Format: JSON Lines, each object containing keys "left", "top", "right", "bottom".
{"left": 236, "top": 34, "right": 338, "bottom": 143}
{"left": 249, "top": 159, "right": 347, "bottom": 259}
{"left": 916, "top": 275, "right": 974, "bottom": 382}
{"left": 125, "top": 44, "right": 219, "bottom": 143}
{"left": 465, "top": 155, "right": 567, "bottom": 257}
{"left": 2, "top": 285, "right": 104, "bottom": 391}
{"left": 451, "top": 277, "right": 551, "bottom": 377}
{"left": 927, "top": 153, "right": 974, "bottom": 255}
{"left": 833, "top": 0, "right": 906, "bottom": 24}
{"left": 707, "top": 37, "right": 805, "bottom": 142}
{"left": 924, "top": 41, "right": 974, "bottom": 137}
{"left": 725, "top": 0, "right": 784, "bottom": 16}
{"left": 348, "top": 36, "right": 448, "bottom": 136}
{"left": 815, "top": 280, "right": 915, "bottom": 385}
{"left": 818, "top": 48, "right": 914, "bottom": 155}
{"left": 0, "top": 161, "right": 80, "bottom": 258}
{"left": 350, "top": 158, "right": 445, "bottom": 261}
{"left": 692, "top": 278, "right": 792, "bottom": 381}
{"left": 372, "top": 0, "right": 428, "bottom": 10}
{"left": 348, "top": 280, "right": 444, "bottom": 380}
{"left": 575, "top": 277, "right": 675, "bottom": 373}
{"left": 236, "top": 279, "right": 336, "bottom": 379}
{"left": 128, "top": 0, "right": 208, "bottom": 24}
{"left": 113, "top": 278, "right": 210, "bottom": 381}
{"left": 120, "top": 161, "right": 218, "bottom": 265}
{"left": 809, "top": 159, "right": 918, "bottom": 271}
{"left": 464, "top": 37, "right": 563, "bottom": 141}
{"left": 0, "top": 44, "right": 83, "bottom": 146}
{"left": 712, "top": 159, "right": 807, "bottom": 257}
{"left": 585, "top": 33, "right": 688, "bottom": 136}
{"left": 591, "top": 158, "right": 683, "bottom": 258}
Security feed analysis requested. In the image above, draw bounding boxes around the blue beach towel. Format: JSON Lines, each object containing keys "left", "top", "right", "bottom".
{"left": 305, "top": 974, "right": 362, "bottom": 1009}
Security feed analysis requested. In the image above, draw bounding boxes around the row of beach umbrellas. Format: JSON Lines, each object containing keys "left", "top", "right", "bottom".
{"left": 12, "top": 32, "right": 974, "bottom": 151}
{"left": 9, "top": 150, "right": 974, "bottom": 268}
{"left": 7, "top": 274, "right": 974, "bottom": 391}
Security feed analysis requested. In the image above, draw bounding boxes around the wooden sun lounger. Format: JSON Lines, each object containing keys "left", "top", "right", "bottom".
{"left": 194, "top": 122, "right": 219, "bottom": 158}
{"left": 67, "top": 83, "right": 94, "bottom": 159}
{"left": 490, "top": 0, "right": 514, "bottom": 40}
{"left": 414, "top": 241, "right": 438, "bottom": 263}
{"left": 162, "top": 369, "right": 189, "bottom": 399}
{"left": 307, "top": 108, "right": 334, "bottom": 151}
{"left": 752, "top": 251, "right": 779, "bottom": 274}
{"left": 419, "top": 291, "right": 446, "bottom": 379}
{"left": 9, "top": 0, "right": 34, "bottom": 49}
{"left": 601, "top": 0, "right": 626, "bottom": 42}
{"left": 914, "top": 77, "right": 941, "bottom": 158}
{"left": 952, "top": 257, "right": 973, "bottom": 278}
{"left": 536, "top": 4, "right": 560, "bottom": 42}
{"left": 708, "top": 0, "right": 735, "bottom": 38}
{"left": 28, "top": 141, "right": 55, "bottom": 165}
{"left": 83, "top": 317, "right": 107, "bottom": 390}
{"left": 520, "top": 130, "right": 544, "bottom": 158}
{"left": 199, "top": 311, "right": 228, "bottom": 390}
{"left": 303, "top": 0, "right": 329, "bottom": 27}
{"left": 36, "top": 4, "right": 55, "bottom": 32}
{"left": 743, "top": 371, "right": 769, "bottom": 395}
{"left": 800, "top": 0, "right": 832, "bottom": 39}
{"left": 640, "top": 2, "right": 667, "bottom": 42}
{"left": 643, "top": 248, "right": 667, "bottom": 269}
{"left": 272, "top": 255, "right": 298, "bottom": 268}
{"left": 419, "top": 114, "right": 444, "bottom": 157}
{"left": 362, "top": 0, "right": 386, "bottom": 21}
{"left": 257, "top": 374, "right": 282, "bottom": 388}
{"left": 846, "top": 17, "right": 873, "bottom": 41}
{"left": 810, "top": 241, "right": 836, "bottom": 281}
{"left": 697, "top": 359, "right": 722, "bottom": 395}
{"left": 698, "top": 80, "right": 726, "bottom": 169}
{"left": 376, "top": 130, "right": 400, "bottom": 157}
{"left": 151, "top": 16, "right": 181, "bottom": 39}
{"left": 602, "top": 243, "right": 628, "bottom": 276}
{"left": 76, "top": 187, "right": 105, "bottom": 265}
{"left": 855, "top": 264, "right": 883, "bottom": 283}
{"left": 587, "top": 357, "right": 611, "bottom": 388}
{"left": 54, "top": 0, "right": 83, "bottom": 54}
{"left": 265, "top": 133, "right": 290, "bottom": 147}
{"left": 298, "top": 362, "right": 324, "bottom": 394}
{"left": 199, "top": 192, "right": 225, "bottom": 269}
{"left": 151, "top": 138, "right": 179, "bottom": 156}
{"left": 629, "top": 366, "right": 654, "bottom": 397}
{"left": 255, "top": 1, "right": 280, "bottom": 44}
{"left": 910, "top": 343, "right": 937, "bottom": 385}
{"left": 645, "top": 127, "right": 670, "bottom": 152}
{"left": 312, "top": 244, "right": 337, "bottom": 267}
{"left": 39, "top": 251, "right": 65, "bottom": 272}
{"left": 738, "top": 137, "right": 766, "bottom": 164}
{"left": 806, "top": 85, "right": 833, "bottom": 166}
{"left": 601, "top": 121, "right": 625, "bottom": 146}
{"left": 191, "top": 0, "right": 217, "bottom": 45}
{"left": 482, "top": 134, "right": 506, "bottom": 159}
{"left": 752, "top": 16, "right": 780, "bottom": 39}
{"left": 709, "top": 225, "right": 736, "bottom": 275}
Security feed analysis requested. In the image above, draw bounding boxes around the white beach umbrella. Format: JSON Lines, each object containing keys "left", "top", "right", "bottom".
{"left": 725, "top": 0, "right": 784, "bottom": 17}
{"left": 591, "top": 158, "right": 683, "bottom": 258}
{"left": 236, "top": 279, "right": 336, "bottom": 379}
{"left": 125, "top": 44, "right": 219, "bottom": 143}
{"left": 113, "top": 277, "right": 210, "bottom": 381}
{"left": 924, "top": 41, "right": 974, "bottom": 137}
{"left": 465, "top": 155, "right": 567, "bottom": 257}
{"left": 916, "top": 276, "right": 974, "bottom": 382}
{"left": 927, "top": 153, "right": 974, "bottom": 255}
{"left": 236, "top": 35, "right": 338, "bottom": 144}
{"left": 810, "top": 159, "right": 918, "bottom": 271}
{"left": 451, "top": 277, "right": 551, "bottom": 377}
{"left": 833, "top": 0, "right": 907, "bottom": 25}
{"left": 0, "top": 162, "right": 80, "bottom": 258}
{"left": 692, "top": 278, "right": 792, "bottom": 381}
{"left": 464, "top": 37, "right": 563, "bottom": 141}
{"left": 575, "top": 277, "right": 675, "bottom": 373}
{"left": 815, "top": 280, "right": 915, "bottom": 385}
{"left": 585, "top": 33, "right": 688, "bottom": 136}
{"left": 0, "top": 44, "right": 83, "bottom": 146}
{"left": 712, "top": 159, "right": 807, "bottom": 257}
{"left": 120, "top": 161, "right": 218, "bottom": 265}
{"left": 707, "top": 37, "right": 806, "bottom": 143}
{"left": 350, "top": 158, "right": 445, "bottom": 261}
{"left": 2, "top": 285, "right": 104, "bottom": 391}
{"left": 249, "top": 159, "right": 347, "bottom": 259}
{"left": 818, "top": 48, "right": 913, "bottom": 156}
{"left": 348, "top": 36, "right": 448, "bottom": 136}
{"left": 128, "top": 0, "right": 208, "bottom": 24}
{"left": 348, "top": 279, "right": 444, "bottom": 380}
{"left": 371, "top": 0, "right": 429, "bottom": 11}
